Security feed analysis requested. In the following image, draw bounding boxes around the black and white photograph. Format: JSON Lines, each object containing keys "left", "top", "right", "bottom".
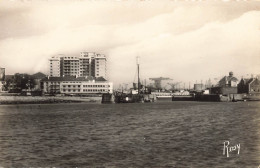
{"left": 0, "top": 0, "right": 259, "bottom": 167}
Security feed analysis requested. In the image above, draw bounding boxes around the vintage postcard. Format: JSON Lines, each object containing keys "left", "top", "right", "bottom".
{"left": 0, "top": 0, "right": 259, "bottom": 167}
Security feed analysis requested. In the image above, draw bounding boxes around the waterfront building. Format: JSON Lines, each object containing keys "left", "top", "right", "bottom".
{"left": 238, "top": 77, "right": 260, "bottom": 94}
{"left": 42, "top": 76, "right": 113, "bottom": 95}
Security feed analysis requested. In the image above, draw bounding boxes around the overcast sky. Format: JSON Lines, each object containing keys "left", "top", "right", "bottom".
{"left": 0, "top": 0, "right": 260, "bottom": 86}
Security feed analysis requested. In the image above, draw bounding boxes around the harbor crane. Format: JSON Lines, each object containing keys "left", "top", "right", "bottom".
{"left": 149, "top": 77, "right": 172, "bottom": 90}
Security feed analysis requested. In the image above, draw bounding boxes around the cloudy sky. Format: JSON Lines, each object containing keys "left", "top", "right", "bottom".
{"left": 0, "top": 0, "right": 260, "bottom": 86}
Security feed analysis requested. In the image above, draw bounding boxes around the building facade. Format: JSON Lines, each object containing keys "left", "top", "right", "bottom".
{"left": 238, "top": 78, "right": 260, "bottom": 94}
{"left": 210, "top": 86, "right": 237, "bottom": 95}
{"left": 42, "top": 76, "right": 113, "bottom": 95}
{"left": 210, "top": 72, "right": 239, "bottom": 95}
{"left": 94, "top": 54, "right": 107, "bottom": 78}
{"left": 49, "top": 52, "right": 107, "bottom": 79}
{"left": 49, "top": 56, "right": 61, "bottom": 77}
{"left": 218, "top": 72, "right": 238, "bottom": 87}
{"left": 79, "top": 52, "right": 91, "bottom": 77}
{"left": 60, "top": 56, "right": 80, "bottom": 77}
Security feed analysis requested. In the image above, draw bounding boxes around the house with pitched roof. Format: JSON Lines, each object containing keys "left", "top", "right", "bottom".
{"left": 218, "top": 72, "right": 239, "bottom": 87}
{"left": 238, "top": 77, "right": 260, "bottom": 94}
{"left": 210, "top": 72, "right": 239, "bottom": 95}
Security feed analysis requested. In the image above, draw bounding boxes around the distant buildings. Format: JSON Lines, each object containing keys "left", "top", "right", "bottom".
{"left": 194, "top": 84, "right": 205, "bottom": 92}
{"left": 49, "top": 52, "right": 107, "bottom": 79}
{"left": 42, "top": 76, "right": 113, "bottom": 95}
{"left": 4, "top": 72, "right": 46, "bottom": 94}
{"left": 238, "top": 77, "right": 260, "bottom": 94}
{"left": 47, "top": 52, "right": 110, "bottom": 95}
{"left": 0, "top": 51, "right": 110, "bottom": 96}
{"left": 210, "top": 72, "right": 238, "bottom": 95}
{"left": 218, "top": 72, "right": 238, "bottom": 87}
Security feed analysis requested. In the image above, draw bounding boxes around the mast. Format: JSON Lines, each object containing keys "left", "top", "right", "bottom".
{"left": 137, "top": 56, "right": 140, "bottom": 95}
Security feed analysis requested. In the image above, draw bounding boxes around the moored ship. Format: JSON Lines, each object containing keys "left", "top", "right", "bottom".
{"left": 102, "top": 57, "right": 155, "bottom": 103}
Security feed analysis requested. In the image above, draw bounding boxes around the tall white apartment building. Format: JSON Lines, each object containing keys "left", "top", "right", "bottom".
{"left": 49, "top": 52, "right": 107, "bottom": 79}
{"left": 49, "top": 55, "right": 61, "bottom": 77}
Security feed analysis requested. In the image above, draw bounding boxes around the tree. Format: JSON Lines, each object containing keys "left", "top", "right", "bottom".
{"left": 12, "top": 73, "right": 35, "bottom": 90}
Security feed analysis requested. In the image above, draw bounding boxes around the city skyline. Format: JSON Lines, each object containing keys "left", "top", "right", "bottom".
{"left": 0, "top": 0, "right": 260, "bottom": 86}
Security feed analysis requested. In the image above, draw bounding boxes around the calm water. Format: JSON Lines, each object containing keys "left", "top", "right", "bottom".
{"left": 0, "top": 101, "right": 259, "bottom": 168}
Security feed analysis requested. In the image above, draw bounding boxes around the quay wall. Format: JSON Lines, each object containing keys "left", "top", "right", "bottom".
{"left": 0, "top": 96, "right": 102, "bottom": 104}
{"left": 195, "top": 94, "right": 243, "bottom": 102}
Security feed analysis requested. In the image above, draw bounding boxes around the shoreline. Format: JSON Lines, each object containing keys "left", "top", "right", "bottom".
{"left": 0, "top": 96, "right": 102, "bottom": 105}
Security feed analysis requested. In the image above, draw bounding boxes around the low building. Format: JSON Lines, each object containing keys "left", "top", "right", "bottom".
{"left": 210, "top": 86, "right": 237, "bottom": 95}
{"left": 238, "top": 78, "right": 260, "bottom": 94}
{"left": 42, "top": 76, "right": 113, "bottom": 95}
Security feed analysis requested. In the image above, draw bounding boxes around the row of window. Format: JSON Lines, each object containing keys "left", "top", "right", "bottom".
{"left": 63, "top": 89, "right": 80, "bottom": 92}
{"left": 63, "top": 82, "right": 81, "bottom": 83}
{"left": 82, "top": 89, "right": 109, "bottom": 92}
{"left": 62, "top": 89, "right": 110, "bottom": 92}
{"left": 62, "top": 85, "right": 80, "bottom": 88}
{"left": 46, "top": 83, "right": 110, "bottom": 87}
{"left": 63, "top": 68, "right": 79, "bottom": 70}
{"left": 82, "top": 85, "right": 110, "bottom": 87}
{"left": 61, "top": 85, "right": 110, "bottom": 88}
{"left": 46, "top": 82, "right": 60, "bottom": 84}
{"left": 64, "top": 57, "right": 78, "bottom": 59}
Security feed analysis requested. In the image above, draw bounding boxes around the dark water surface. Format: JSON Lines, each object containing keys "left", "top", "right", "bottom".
{"left": 0, "top": 101, "right": 259, "bottom": 167}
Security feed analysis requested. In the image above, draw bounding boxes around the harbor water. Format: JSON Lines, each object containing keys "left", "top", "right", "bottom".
{"left": 0, "top": 101, "right": 259, "bottom": 167}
